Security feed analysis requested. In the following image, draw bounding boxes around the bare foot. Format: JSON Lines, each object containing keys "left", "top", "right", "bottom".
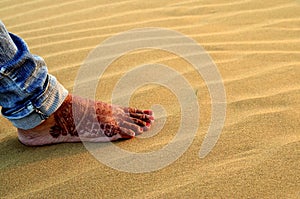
{"left": 17, "top": 94, "right": 154, "bottom": 146}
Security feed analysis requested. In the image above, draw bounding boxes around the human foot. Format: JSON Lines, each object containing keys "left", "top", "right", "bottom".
{"left": 17, "top": 94, "right": 154, "bottom": 146}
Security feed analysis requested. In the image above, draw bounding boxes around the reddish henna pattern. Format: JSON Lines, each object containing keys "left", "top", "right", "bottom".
{"left": 50, "top": 98, "right": 78, "bottom": 138}
{"left": 49, "top": 94, "right": 154, "bottom": 140}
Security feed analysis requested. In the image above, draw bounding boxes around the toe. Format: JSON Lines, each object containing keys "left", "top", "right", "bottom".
{"left": 130, "top": 118, "right": 147, "bottom": 129}
{"left": 119, "top": 121, "right": 144, "bottom": 135}
{"left": 129, "top": 113, "right": 154, "bottom": 123}
{"left": 119, "top": 127, "right": 136, "bottom": 138}
{"left": 143, "top": 110, "right": 153, "bottom": 116}
{"left": 124, "top": 107, "right": 145, "bottom": 114}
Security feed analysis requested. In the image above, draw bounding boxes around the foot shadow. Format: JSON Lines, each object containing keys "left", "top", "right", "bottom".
{"left": 0, "top": 136, "right": 100, "bottom": 169}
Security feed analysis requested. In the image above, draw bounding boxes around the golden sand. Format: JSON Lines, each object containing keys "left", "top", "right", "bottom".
{"left": 0, "top": 0, "right": 299, "bottom": 198}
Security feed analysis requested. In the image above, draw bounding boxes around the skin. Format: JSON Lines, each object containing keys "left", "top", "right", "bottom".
{"left": 18, "top": 94, "right": 154, "bottom": 146}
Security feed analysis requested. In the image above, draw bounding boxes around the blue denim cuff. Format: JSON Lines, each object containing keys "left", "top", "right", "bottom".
{"left": 8, "top": 75, "right": 68, "bottom": 130}
{"left": 0, "top": 31, "right": 68, "bottom": 130}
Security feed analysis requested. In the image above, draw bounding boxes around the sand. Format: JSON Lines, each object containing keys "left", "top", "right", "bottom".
{"left": 0, "top": 0, "right": 299, "bottom": 198}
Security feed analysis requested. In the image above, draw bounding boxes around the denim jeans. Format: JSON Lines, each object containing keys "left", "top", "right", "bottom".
{"left": 0, "top": 21, "right": 68, "bottom": 130}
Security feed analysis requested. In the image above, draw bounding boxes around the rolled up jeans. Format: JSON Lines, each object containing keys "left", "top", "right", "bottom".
{"left": 0, "top": 21, "right": 68, "bottom": 130}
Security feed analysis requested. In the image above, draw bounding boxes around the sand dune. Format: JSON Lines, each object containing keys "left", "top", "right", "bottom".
{"left": 0, "top": 0, "right": 299, "bottom": 198}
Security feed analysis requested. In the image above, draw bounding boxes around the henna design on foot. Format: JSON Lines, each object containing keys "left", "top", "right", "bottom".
{"left": 49, "top": 94, "right": 154, "bottom": 141}
{"left": 49, "top": 98, "right": 78, "bottom": 138}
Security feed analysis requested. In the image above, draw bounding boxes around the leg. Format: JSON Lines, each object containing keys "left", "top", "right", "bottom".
{"left": 0, "top": 21, "right": 154, "bottom": 146}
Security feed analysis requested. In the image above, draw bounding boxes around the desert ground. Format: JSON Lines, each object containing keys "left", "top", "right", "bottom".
{"left": 0, "top": 0, "right": 299, "bottom": 198}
